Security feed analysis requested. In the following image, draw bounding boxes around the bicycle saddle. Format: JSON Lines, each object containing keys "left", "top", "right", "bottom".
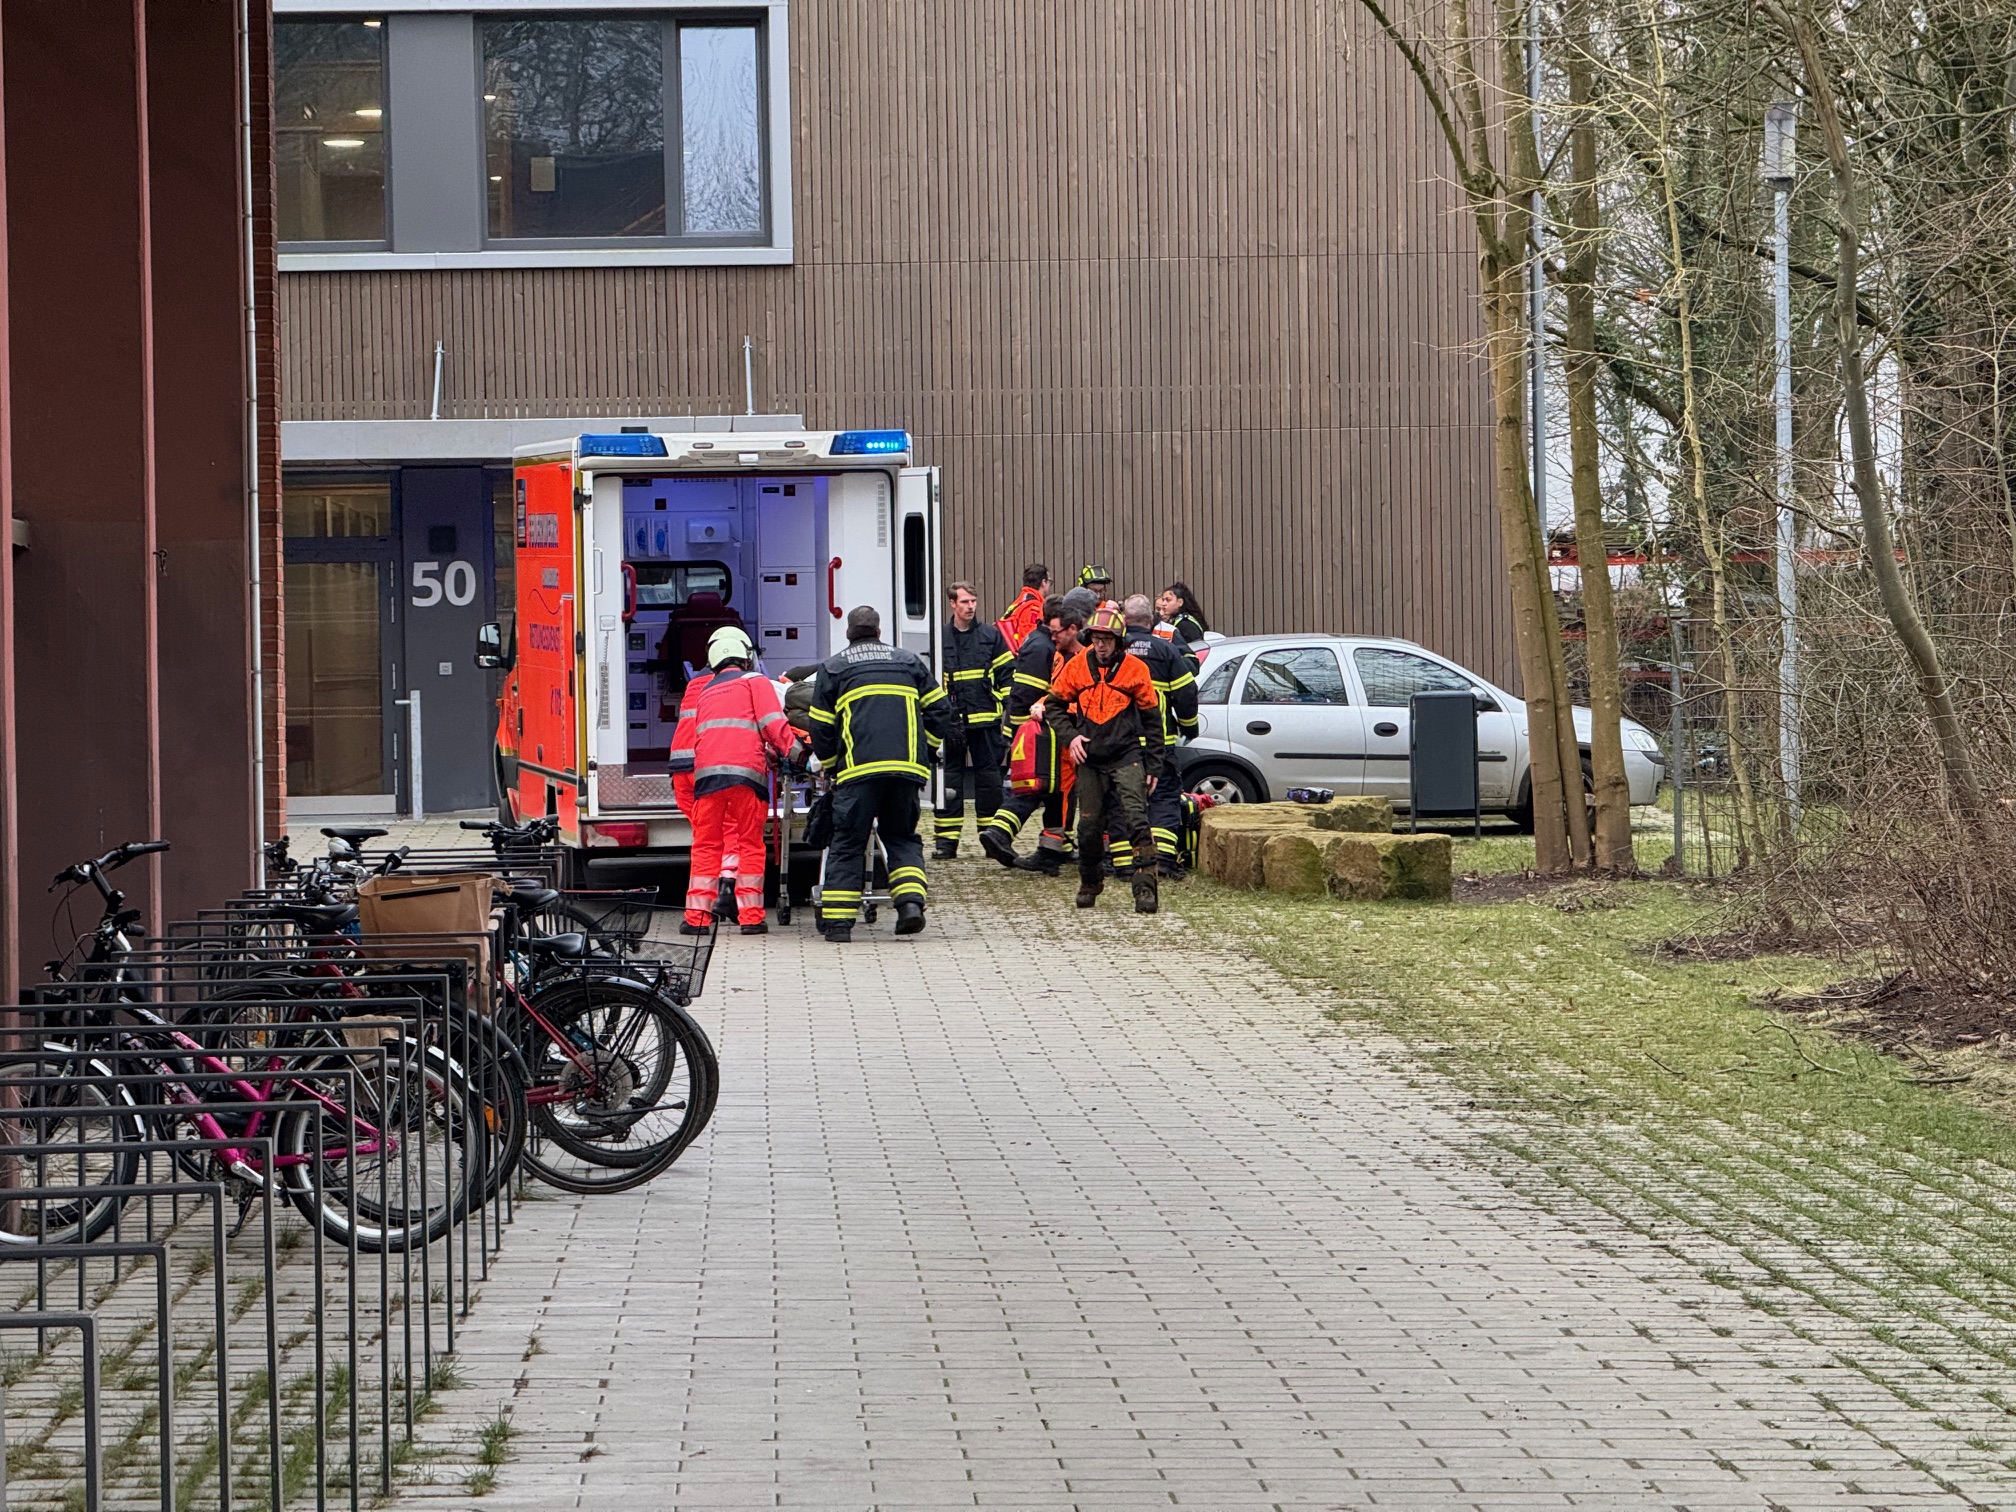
{"left": 320, "top": 826, "right": 388, "bottom": 845}
{"left": 521, "top": 932, "right": 587, "bottom": 959}
{"left": 272, "top": 901, "right": 359, "bottom": 933}
{"left": 507, "top": 884, "right": 560, "bottom": 912}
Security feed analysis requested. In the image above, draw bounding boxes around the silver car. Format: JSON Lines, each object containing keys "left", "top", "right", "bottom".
{"left": 1169, "top": 634, "right": 1665, "bottom": 823}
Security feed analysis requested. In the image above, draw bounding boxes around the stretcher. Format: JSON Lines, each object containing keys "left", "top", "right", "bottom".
{"left": 767, "top": 761, "right": 893, "bottom": 929}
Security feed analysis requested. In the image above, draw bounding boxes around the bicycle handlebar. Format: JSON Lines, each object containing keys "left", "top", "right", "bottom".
{"left": 51, "top": 839, "right": 170, "bottom": 891}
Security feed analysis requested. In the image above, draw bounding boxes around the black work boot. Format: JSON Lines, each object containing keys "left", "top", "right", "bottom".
{"left": 894, "top": 900, "right": 925, "bottom": 935}
{"left": 933, "top": 840, "right": 958, "bottom": 861}
{"left": 978, "top": 829, "right": 1017, "bottom": 868}
{"left": 824, "top": 922, "right": 853, "bottom": 944}
{"left": 1015, "top": 849, "right": 1064, "bottom": 877}
{"left": 1132, "top": 871, "right": 1160, "bottom": 914}
{"left": 740, "top": 921, "right": 769, "bottom": 936}
{"left": 1075, "top": 870, "right": 1102, "bottom": 909}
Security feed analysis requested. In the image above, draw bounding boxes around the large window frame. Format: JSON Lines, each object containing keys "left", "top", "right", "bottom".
{"left": 275, "top": 0, "right": 793, "bottom": 270}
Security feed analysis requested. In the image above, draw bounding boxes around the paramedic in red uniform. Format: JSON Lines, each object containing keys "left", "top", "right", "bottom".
{"left": 673, "top": 627, "right": 803, "bottom": 936}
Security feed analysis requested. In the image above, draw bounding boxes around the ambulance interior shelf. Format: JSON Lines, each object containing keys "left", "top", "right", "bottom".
{"left": 625, "top": 559, "right": 738, "bottom": 767}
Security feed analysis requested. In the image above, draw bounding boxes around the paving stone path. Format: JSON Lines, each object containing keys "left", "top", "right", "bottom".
{"left": 381, "top": 843, "right": 1981, "bottom": 1511}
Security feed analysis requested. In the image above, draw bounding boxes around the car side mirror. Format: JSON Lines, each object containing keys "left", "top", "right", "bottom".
{"left": 475, "top": 621, "right": 507, "bottom": 670}
{"left": 1472, "top": 693, "right": 1499, "bottom": 714}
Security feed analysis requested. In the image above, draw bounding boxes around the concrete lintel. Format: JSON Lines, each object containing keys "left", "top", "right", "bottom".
{"left": 283, "top": 414, "right": 809, "bottom": 466}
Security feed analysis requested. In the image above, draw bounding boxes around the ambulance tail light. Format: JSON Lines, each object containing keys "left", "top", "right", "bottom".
{"left": 830, "top": 429, "right": 909, "bottom": 456}
{"left": 578, "top": 433, "right": 669, "bottom": 458}
{"left": 584, "top": 821, "right": 649, "bottom": 848}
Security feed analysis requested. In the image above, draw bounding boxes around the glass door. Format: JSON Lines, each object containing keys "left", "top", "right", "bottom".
{"left": 284, "top": 477, "right": 400, "bottom": 813}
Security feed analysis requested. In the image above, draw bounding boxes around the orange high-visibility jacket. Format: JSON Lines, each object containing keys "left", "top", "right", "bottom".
{"left": 1044, "top": 647, "right": 1165, "bottom": 774}
{"left": 687, "top": 668, "right": 798, "bottom": 799}
{"left": 996, "top": 586, "right": 1045, "bottom": 652}
{"left": 667, "top": 668, "right": 718, "bottom": 811}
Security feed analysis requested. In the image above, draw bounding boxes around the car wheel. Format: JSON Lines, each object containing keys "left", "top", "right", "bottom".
{"left": 1184, "top": 762, "right": 1260, "bottom": 804}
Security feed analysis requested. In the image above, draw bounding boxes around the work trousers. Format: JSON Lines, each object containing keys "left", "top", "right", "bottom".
{"left": 1075, "top": 760, "right": 1155, "bottom": 884}
{"left": 1107, "top": 772, "right": 1184, "bottom": 871}
{"left": 821, "top": 777, "right": 928, "bottom": 926}
{"left": 933, "top": 726, "right": 1005, "bottom": 848}
{"left": 980, "top": 788, "right": 1070, "bottom": 856}
{"left": 686, "top": 785, "right": 768, "bottom": 926}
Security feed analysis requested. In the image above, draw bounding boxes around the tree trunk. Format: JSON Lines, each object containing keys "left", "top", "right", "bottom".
{"left": 1784, "top": 6, "right": 1989, "bottom": 825}
{"left": 1562, "top": 0, "right": 1636, "bottom": 872}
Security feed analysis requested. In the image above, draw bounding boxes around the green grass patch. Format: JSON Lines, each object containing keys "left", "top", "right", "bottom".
{"left": 1170, "top": 858, "right": 2016, "bottom": 1472}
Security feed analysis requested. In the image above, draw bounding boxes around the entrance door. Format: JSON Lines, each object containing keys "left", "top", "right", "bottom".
{"left": 399, "top": 468, "right": 498, "bottom": 813}
{"left": 284, "top": 479, "right": 399, "bottom": 814}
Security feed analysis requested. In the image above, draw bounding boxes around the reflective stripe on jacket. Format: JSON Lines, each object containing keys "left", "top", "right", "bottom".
{"left": 1123, "top": 629, "right": 1200, "bottom": 744}
{"left": 691, "top": 668, "right": 798, "bottom": 798}
{"left": 667, "top": 669, "right": 718, "bottom": 775}
{"left": 807, "top": 639, "right": 953, "bottom": 785}
{"left": 942, "top": 619, "right": 1012, "bottom": 727}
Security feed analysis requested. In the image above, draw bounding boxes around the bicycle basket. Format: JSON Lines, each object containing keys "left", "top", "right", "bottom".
{"left": 560, "top": 890, "right": 663, "bottom": 949}
{"left": 592, "top": 902, "right": 715, "bottom": 1004}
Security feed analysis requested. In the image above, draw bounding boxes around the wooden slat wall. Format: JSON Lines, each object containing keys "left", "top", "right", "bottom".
{"left": 279, "top": 0, "right": 1514, "bottom": 684}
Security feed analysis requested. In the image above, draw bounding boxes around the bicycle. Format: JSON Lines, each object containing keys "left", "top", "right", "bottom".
{"left": 17, "top": 842, "right": 487, "bottom": 1252}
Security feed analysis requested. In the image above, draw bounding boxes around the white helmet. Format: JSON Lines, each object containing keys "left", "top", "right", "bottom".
{"left": 706, "top": 625, "right": 756, "bottom": 669}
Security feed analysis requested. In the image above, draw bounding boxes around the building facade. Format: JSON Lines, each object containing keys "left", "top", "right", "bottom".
{"left": 0, "top": 0, "right": 280, "bottom": 996}
{"left": 275, "top": 0, "right": 1508, "bottom": 815}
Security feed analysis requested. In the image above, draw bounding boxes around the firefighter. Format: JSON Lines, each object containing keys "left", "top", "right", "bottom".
{"left": 978, "top": 597, "right": 1076, "bottom": 874}
{"left": 1076, "top": 564, "right": 1116, "bottom": 602}
{"left": 996, "top": 563, "right": 1050, "bottom": 651}
{"left": 1043, "top": 604, "right": 1164, "bottom": 913}
{"left": 807, "top": 605, "right": 952, "bottom": 943}
{"left": 1119, "top": 594, "right": 1200, "bottom": 879}
{"left": 678, "top": 627, "right": 803, "bottom": 937}
{"left": 932, "top": 581, "right": 1013, "bottom": 859}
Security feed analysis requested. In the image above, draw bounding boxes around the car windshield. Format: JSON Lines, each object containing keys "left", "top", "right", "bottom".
{"left": 1242, "top": 648, "right": 1351, "bottom": 704}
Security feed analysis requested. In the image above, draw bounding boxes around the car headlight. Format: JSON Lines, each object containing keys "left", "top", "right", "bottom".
{"left": 1620, "top": 724, "right": 1661, "bottom": 753}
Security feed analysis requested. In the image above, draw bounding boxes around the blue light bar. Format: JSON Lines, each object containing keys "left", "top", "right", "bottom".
{"left": 830, "top": 429, "right": 910, "bottom": 456}
{"left": 578, "top": 433, "right": 669, "bottom": 458}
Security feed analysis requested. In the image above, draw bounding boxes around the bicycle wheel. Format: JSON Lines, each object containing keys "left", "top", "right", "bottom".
{"left": 517, "top": 980, "right": 716, "bottom": 1194}
{"left": 0, "top": 1049, "right": 144, "bottom": 1246}
{"left": 275, "top": 1038, "right": 484, "bottom": 1253}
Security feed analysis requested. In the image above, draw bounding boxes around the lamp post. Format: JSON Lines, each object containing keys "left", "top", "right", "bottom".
{"left": 1762, "top": 101, "right": 1800, "bottom": 830}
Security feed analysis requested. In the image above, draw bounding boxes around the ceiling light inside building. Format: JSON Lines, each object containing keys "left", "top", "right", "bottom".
{"left": 323, "top": 138, "right": 365, "bottom": 149}
{"left": 355, "top": 108, "right": 382, "bottom": 119}
{"left": 362, "top": 17, "right": 381, "bottom": 26}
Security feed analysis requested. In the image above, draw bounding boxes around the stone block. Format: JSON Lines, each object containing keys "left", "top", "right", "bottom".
{"left": 1308, "top": 796, "right": 1395, "bottom": 833}
{"left": 1261, "top": 832, "right": 1334, "bottom": 895}
{"left": 1197, "top": 803, "right": 1312, "bottom": 880}
{"left": 1325, "top": 833, "right": 1453, "bottom": 901}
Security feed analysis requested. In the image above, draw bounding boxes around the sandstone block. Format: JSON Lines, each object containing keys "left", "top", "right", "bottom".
{"left": 1308, "top": 796, "right": 1395, "bottom": 833}
{"left": 1261, "top": 832, "right": 1333, "bottom": 895}
{"left": 1325, "top": 833, "right": 1453, "bottom": 901}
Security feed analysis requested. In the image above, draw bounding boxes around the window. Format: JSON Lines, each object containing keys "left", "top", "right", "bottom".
{"left": 901, "top": 515, "right": 927, "bottom": 619}
{"left": 1353, "top": 647, "right": 1478, "bottom": 707}
{"left": 1242, "top": 648, "right": 1351, "bottom": 705}
{"left": 483, "top": 19, "right": 666, "bottom": 239}
{"left": 284, "top": 480, "right": 393, "bottom": 539}
{"left": 481, "top": 16, "right": 766, "bottom": 243}
{"left": 631, "top": 561, "right": 732, "bottom": 609}
{"left": 276, "top": 9, "right": 784, "bottom": 265}
{"left": 275, "top": 20, "right": 388, "bottom": 244}
{"left": 1197, "top": 654, "right": 1244, "bottom": 705}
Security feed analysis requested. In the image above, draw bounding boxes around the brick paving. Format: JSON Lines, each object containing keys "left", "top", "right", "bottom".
{"left": 355, "top": 831, "right": 1981, "bottom": 1510}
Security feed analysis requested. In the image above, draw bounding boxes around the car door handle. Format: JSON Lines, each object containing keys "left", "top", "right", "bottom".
{"left": 1245, "top": 720, "right": 1271, "bottom": 735}
{"left": 1373, "top": 721, "right": 1400, "bottom": 737}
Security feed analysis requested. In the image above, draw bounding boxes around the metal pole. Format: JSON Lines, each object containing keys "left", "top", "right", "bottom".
{"left": 1526, "top": 0, "right": 1548, "bottom": 529}
{"left": 429, "top": 340, "right": 444, "bottom": 421}
{"left": 742, "top": 336, "right": 756, "bottom": 417}
{"left": 396, "top": 691, "right": 423, "bottom": 820}
{"left": 1764, "top": 103, "right": 1800, "bottom": 829}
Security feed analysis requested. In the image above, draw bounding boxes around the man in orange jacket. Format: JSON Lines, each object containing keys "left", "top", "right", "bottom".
{"left": 1043, "top": 604, "right": 1164, "bottom": 913}
{"left": 996, "top": 563, "right": 1050, "bottom": 651}
{"left": 673, "top": 627, "right": 803, "bottom": 935}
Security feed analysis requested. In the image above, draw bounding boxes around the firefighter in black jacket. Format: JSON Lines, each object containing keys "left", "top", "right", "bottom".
{"left": 978, "top": 597, "right": 1074, "bottom": 874}
{"left": 932, "top": 581, "right": 1013, "bottom": 857}
{"left": 1114, "top": 595, "right": 1201, "bottom": 878}
{"left": 807, "top": 605, "right": 953, "bottom": 942}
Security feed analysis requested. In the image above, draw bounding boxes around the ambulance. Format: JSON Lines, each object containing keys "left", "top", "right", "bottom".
{"left": 477, "top": 425, "right": 943, "bottom": 889}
